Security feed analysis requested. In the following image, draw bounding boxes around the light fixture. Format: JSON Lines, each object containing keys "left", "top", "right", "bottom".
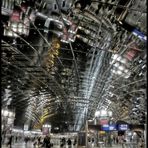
{"left": 142, "top": 65, "right": 146, "bottom": 69}
{"left": 139, "top": 60, "right": 142, "bottom": 63}
{"left": 117, "top": 70, "right": 122, "bottom": 75}
{"left": 124, "top": 69, "right": 129, "bottom": 73}
{"left": 118, "top": 65, "right": 125, "bottom": 71}
{"left": 3, "top": 110, "right": 9, "bottom": 117}
{"left": 43, "top": 124, "right": 51, "bottom": 128}
{"left": 114, "top": 62, "right": 120, "bottom": 67}
{"left": 108, "top": 111, "right": 112, "bottom": 117}
{"left": 121, "top": 58, "right": 127, "bottom": 64}
{"left": 117, "top": 56, "right": 121, "bottom": 61}
{"left": 95, "top": 111, "right": 100, "bottom": 117}
{"left": 111, "top": 69, "right": 116, "bottom": 74}
{"left": 112, "top": 54, "right": 118, "bottom": 60}
{"left": 124, "top": 74, "right": 130, "bottom": 79}
{"left": 9, "top": 112, "right": 13, "bottom": 117}
{"left": 88, "top": 119, "right": 93, "bottom": 122}
{"left": 112, "top": 54, "right": 122, "bottom": 61}
{"left": 101, "top": 110, "right": 107, "bottom": 115}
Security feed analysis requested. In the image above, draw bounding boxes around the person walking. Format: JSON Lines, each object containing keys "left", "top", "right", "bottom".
{"left": 43, "top": 135, "right": 51, "bottom": 148}
{"left": 73, "top": 138, "right": 77, "bottom": 146}
{"left": 67, "top": 138, "right": 72, "bottom": 148}
{"left": 7, "top": 135, "right": 13, "bottom": 148}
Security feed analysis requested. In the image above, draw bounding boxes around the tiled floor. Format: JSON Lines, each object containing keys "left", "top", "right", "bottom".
{"left": 1, "top": 143, "right": 123, "bottom": 148}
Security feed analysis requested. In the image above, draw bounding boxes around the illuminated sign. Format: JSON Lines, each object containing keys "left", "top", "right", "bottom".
{"left": 99, "top": 119, "right": 108, "bottom": 125}
{"left": 101, "top": 124, "right": 117, "bottom": 131}
{"left": 118, "top": 124, "right": 128, "bottom": 131}
{"left": 132, "top": 29, "right": 147, "bottom": 41}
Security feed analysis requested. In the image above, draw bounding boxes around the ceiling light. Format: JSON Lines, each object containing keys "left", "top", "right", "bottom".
{"left": 112, "top": 54, "right": 118, "bottom": 60}
{"left": 111, "top": 69, "right": 116, "bottom": 74}
{"left": 124, "top": 69, "right": 129, "bottom": 73}
{"left": 108, "top": 111, "right": 112, "bottom": 117}
{"left": 124, "top": 74, "right": 130, "bottom": 79}
{"left": 117, "top": 70, "right": 122, "bottom": 75}
{"left": 118, "top": 65, "right": 125, "bottom": 71}
{"left": 101, "top": 110, "right": 107, "bottom": 115}
{"left": 121, "top": 58, "right": 127, "bottom": 64}
{"left": 117, "top": 56, "right": 122, "bottom": 61}
{"left": 114, "top": 62, "right": 120, "bottom": 67}
{"left": 88, "top": 119, "right": 93, "bottom": 122}
{"left": 142, "top": 65, "right": 146, "bottom": 69}
{"left": 95, "top": 111, "right": 100, "bottom": 117}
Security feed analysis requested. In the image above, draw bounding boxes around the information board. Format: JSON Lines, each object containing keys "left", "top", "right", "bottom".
{"left": 118, "top": 124, "right": 128, "bottom": 131}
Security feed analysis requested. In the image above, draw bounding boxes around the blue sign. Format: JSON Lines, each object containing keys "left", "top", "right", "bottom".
{"left": 132, "top": 29, "right": 147, "bottom": 41}
{"left": 118, "top": 124, "right": 128, "bottom": 131}
{"left": 109, "top": 125, "right": 117, "bottom": 130}
{"left": 101, "top": 124, "right": 117, "bottom": 131}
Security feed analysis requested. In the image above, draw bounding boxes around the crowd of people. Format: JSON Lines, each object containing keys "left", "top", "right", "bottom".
{"left": 60, "top": 137, "right": 76, "bottom": 148}
{"left": 3, "top": 132, "right": 145, "bottom": 148}
{"left": 3, "top": 134, "right": 77, "bottom": 148}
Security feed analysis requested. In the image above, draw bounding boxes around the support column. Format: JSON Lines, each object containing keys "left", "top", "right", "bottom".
{"left": 144, "top": 123, "right": 146, "bottom": 147}
{"left": 85, "top": 119, "right": 88, "bottom": 148}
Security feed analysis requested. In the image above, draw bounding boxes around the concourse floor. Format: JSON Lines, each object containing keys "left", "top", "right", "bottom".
{"left": 1, "top": 142, "right": 123, "bottom": 148}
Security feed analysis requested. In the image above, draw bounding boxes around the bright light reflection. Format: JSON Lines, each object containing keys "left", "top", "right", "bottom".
{"left": 121, "top": 58, "right": 127, "bottom": 64}
{"left": 111, "top": 69, "right": 116, "bottom": 74}
{"left": 117, "top": 70, "right": 122, "bottom": 75}
{"left": 114, "top": 62, "right": 120, "bottom": 67}
{"left": 124, "top": 69, "right": 129, "bottom": 73}
{"left": 112, "top": 54, "right": 118, "bottom": 60}
{"left": 108, "top": 111, "right": 113, "bottom": 117}
{"left": 101, "top": 110, "right": 107, "bottom": 115}
{"left": 95, "top": 111, "right": 100, "bottom": 117}
{"left": 3, "top": 110, "right": 9, "bottom": 117}
{"left": 118, "top": 65, "right": 125, "bottom": 71}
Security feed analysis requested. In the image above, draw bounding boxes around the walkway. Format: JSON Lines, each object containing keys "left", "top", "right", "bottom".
{"left": 2, "top": 143, "right": 123, "bottom": 148}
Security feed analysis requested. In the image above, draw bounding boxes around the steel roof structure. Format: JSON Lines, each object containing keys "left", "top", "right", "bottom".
{"left": 1, "top": 0, "right": 147, "bottom": 132}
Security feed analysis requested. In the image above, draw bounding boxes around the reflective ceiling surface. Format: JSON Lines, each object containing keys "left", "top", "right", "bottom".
{"left": 1, "top": 0, "right": 147, "bottom": 132}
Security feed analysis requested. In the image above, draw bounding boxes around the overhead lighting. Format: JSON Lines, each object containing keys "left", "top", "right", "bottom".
{"left": 114, "top": 62, "right": 120, "bottom": 67}
{"left": 118, "top": 65, "right": 125, "bottom": 71}
{"left": 95, "top": 111, "right": 100, "bottom": 117}
{"left": 88, "top": 119, "right": 93, "bottom": 122}
{"left": 124, "top": 69, "right": 129, "bottom": 73}
{"left": 112, "top": 54, "right": 118, "bottom": 60}
{"left": 3, "top": 110, "right": 9, "bottom": 117}
{"left": 121, "top": 58, "right": 127, "bottom": 64}
{"left": 117, "top": 70, "right": 122, "bottom": 75}
{"left": 124, "top": 74, "right": 130, "bottom": 79}
{"left": 139, "top": 72, "right": 143, "bottom": 76}
{"left": 112, "top": 54, "right": 121, "bottom": 61}
{"left": 142, "top": 65, "right": 146, "bottom": 69}
{"left": 117, "top": 56, "right": 121, "bottom": 61}
{"left": 111, "top": 69, "right": 116, "bottom": 74}
{"left": 108, "top": 111, "right": 113, "bottom": 117}
{"left": 100, "top": 110, "right": 107, "bottom": 115}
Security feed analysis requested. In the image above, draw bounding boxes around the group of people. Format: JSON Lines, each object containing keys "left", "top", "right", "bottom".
{"left": 5, "top": 135, "right": 52, "bottom": 148}
{"left": 32, "top": 135, "right": 53, "bottom": 148}
{"left": 5, "top": 134, "right": 77, "bottom": 148}
{"left": 60, "top": 137, "right": 77, "bottom": 148}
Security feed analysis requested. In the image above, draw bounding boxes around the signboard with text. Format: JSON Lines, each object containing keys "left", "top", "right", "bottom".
{"left": 118, "top": 124, "right": 128, "bottom": 131}
{"left": 101, "top": 124, "right": 117, "bottom": 131}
